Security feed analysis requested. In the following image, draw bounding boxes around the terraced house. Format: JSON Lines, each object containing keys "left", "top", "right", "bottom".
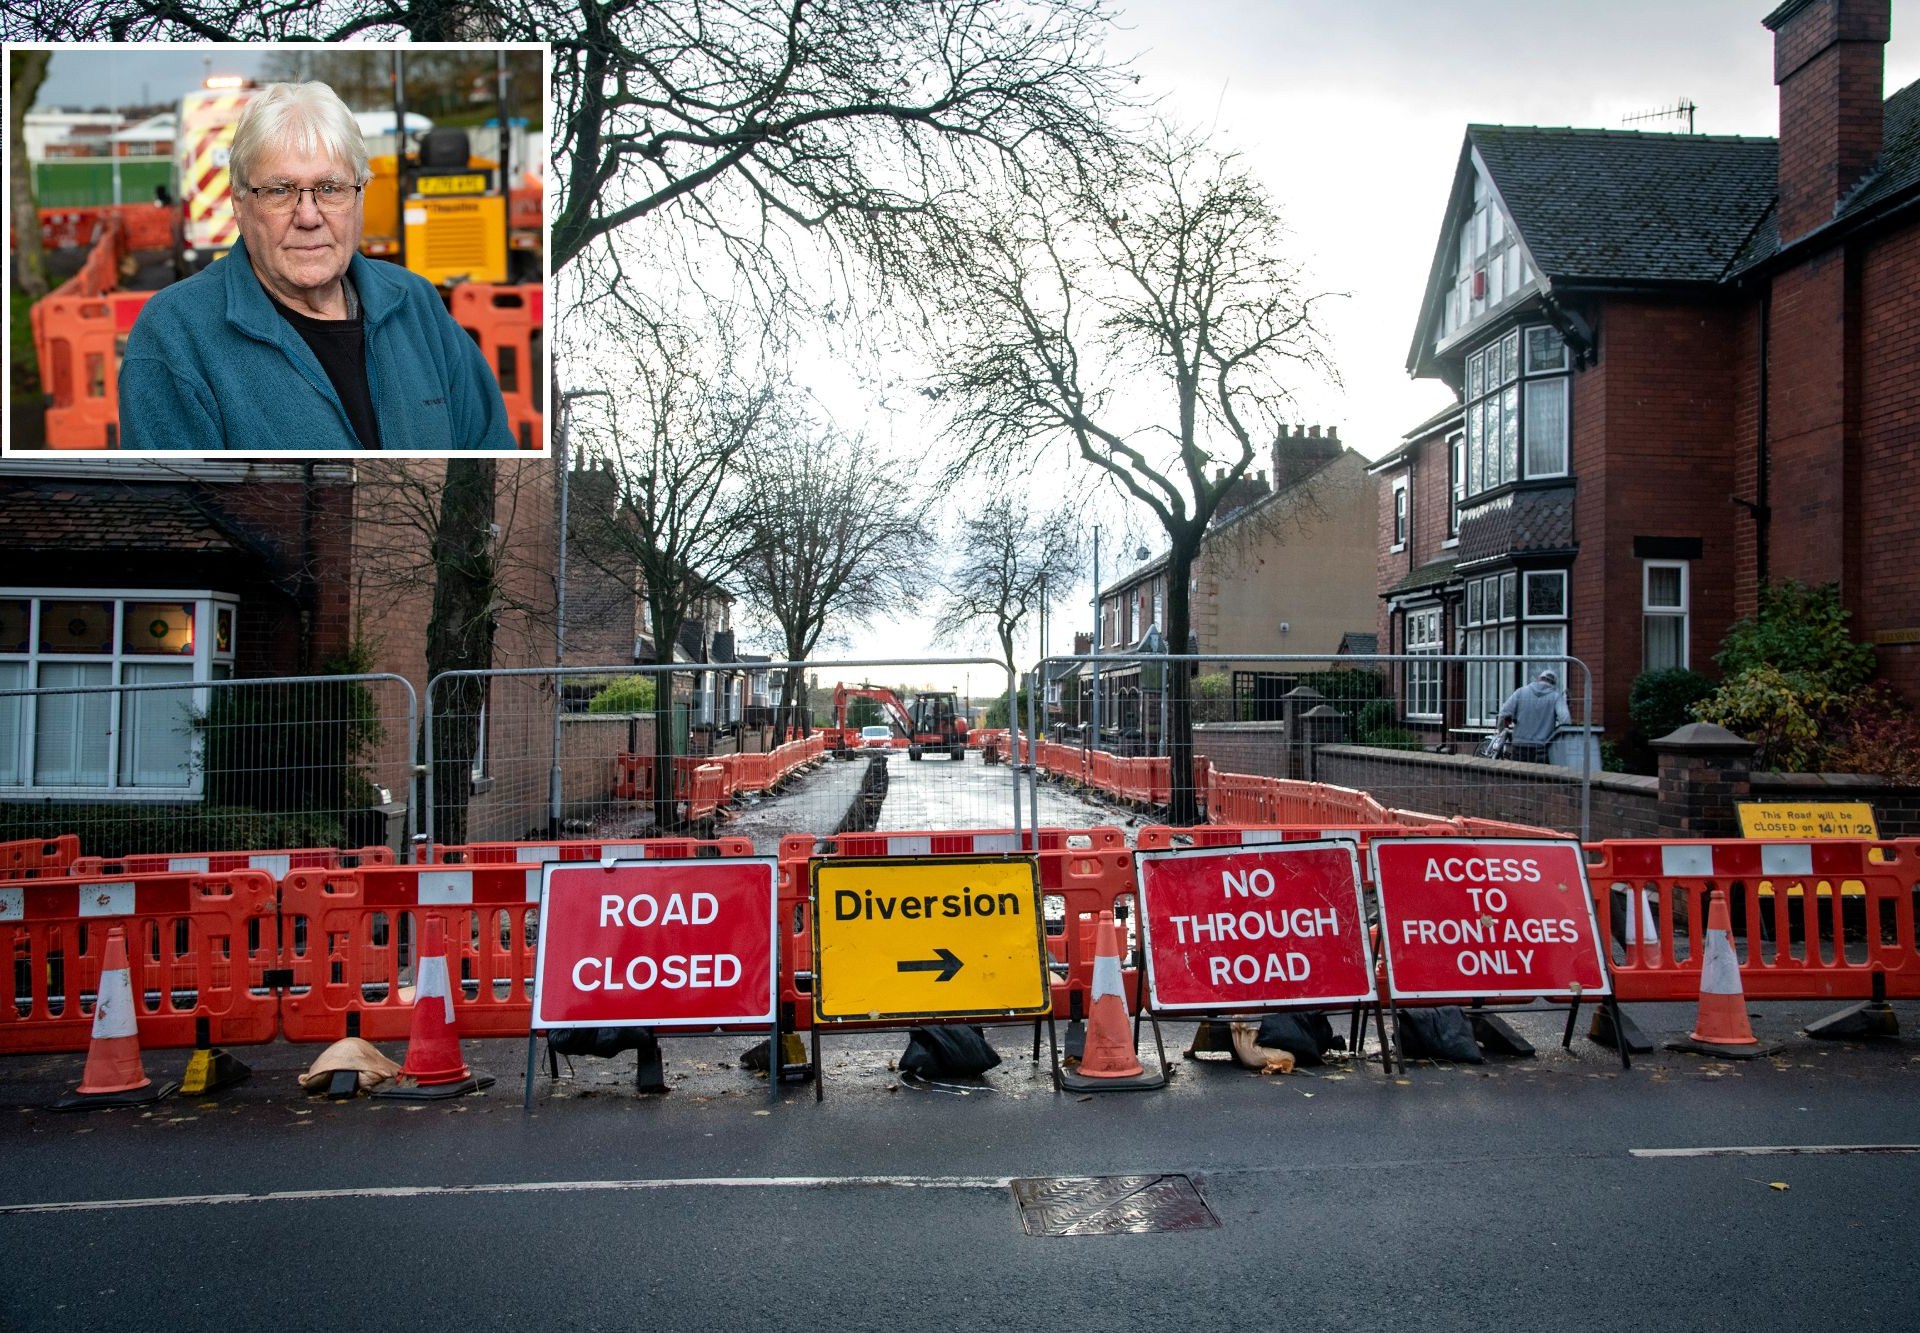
{"left": 1374, "top": 0, "right": 1919, "bottom": 745}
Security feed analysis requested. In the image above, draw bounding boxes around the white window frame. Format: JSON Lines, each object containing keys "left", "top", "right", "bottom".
{"left": 1404, "top": 606, "right": 1442, "bottom": 722}
{"left": 1643, "top": 560, "right": 1690, "bottom": 671}
{"left": 0, "top": 587, "right": 237, "bottom": 801}
{"left": 1391, "top": 479, "right": 1409, "bottom": 550}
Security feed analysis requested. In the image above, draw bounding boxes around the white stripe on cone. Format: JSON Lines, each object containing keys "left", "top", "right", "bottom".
{"left": 415, "top": 953, "right": 455, "bottom": 1025}
{"left": 92, "top": 962, "right": 138, "bottom": 1040}
{"left": 1699, "top": 923, "right": 1741, "bottom": 996}
{"left": 1091, "top": 951, "right": 1123, "bottom": 1002}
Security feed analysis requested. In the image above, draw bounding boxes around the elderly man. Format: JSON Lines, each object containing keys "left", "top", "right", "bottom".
{"left": 1496, "top": 669, "right": 1572, "bottom": 764}
{"left": 119, "top": 81, "right": 514, "bottom": 452}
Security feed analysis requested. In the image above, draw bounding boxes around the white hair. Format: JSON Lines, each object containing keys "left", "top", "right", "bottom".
{"left": 229, "top": 82, "right": 370, "bottom": 191}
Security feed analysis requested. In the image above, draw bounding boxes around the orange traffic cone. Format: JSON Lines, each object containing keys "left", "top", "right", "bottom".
{"left": 53, "top": 925, "right": 175, "bottom": 1111}
{"left": 377, "top": 916, "right": 493, "bottom": 1099}
{"left": 1667, "top": 889, "right": 1781, "bottom": 1059}
{"left": 1057, "top": 912, "right": 1164, "bottom": 1092}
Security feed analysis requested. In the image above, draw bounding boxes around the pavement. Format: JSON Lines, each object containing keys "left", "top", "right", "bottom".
{"left": 3, "top": 998, "right": 1919, "bottom": 1332}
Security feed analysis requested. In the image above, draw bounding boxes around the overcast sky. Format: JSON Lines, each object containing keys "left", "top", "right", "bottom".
{"left": 34, "top": 48, "right": 274, "bottom": 110}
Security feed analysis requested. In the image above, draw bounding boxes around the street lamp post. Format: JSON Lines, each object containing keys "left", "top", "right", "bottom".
{"left": 550, "top": 387, "right": 612, "bottom": 835}
{"left": 1089, "top": 527, "right": 1101, "bottom": 752}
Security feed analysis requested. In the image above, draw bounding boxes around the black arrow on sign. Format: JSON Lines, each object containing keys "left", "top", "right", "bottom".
{"left": 897, "top": 948, "right": 963, "bottom": 982}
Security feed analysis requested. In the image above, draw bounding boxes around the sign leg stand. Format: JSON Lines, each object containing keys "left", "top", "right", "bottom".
{"left": 811, "top": 1024, "right": 824, "bottom": 1103}
{"left": 767, "top": 1016, "right": 781, "bottom": 1105}
{"left": 523, "top": 1032, "right": 538, "bottom": 1112}
{"left": 1562, "top": 999, "right": 1581, "bottom": 1051}
{"left": 1604, "top": 996, "right": 1632, "bottom": 1070}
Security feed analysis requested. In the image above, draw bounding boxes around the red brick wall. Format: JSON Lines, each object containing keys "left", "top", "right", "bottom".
{"left": 205, "top": 478, "right": 357, "bottom": 677}
{"left": 1766, "top": 252, "right": 1851, "bottom": 589}
{"left": 1855, "top": 222, "right": 1920, "bottom": 700}
{"left": 1578, "top": 298, "right": 1743, "bottom": 734}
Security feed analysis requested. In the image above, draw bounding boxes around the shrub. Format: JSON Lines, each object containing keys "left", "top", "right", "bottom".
{"left": 1359, "top": 726, "right": 1422, "bottom": 751}
{"left": 1691, "top": 664, "right": 1838, "bottom": 773}
{"left": 587, "top": 675, "right": 657, "bottom": 714}
{"left": 1629, "top": 668, "right": 1715, "bottom": 742}
{"left": 1715, "top": 580, "right": 1875, "bottom": 691}
{"left": 1357, "top": 698, "right": 1397, "bottom": 736}
{"left": 0, "top": 803, "right": 347, "bottom": 855}
{"left": 197, "top": 641, "right": 386, "bottom": 813}
{"left": 1302, "top": 667, "right": 1387, "bottom": 735}
{"left": 1828, "top": 685, "right": 1920, "bottom": 785}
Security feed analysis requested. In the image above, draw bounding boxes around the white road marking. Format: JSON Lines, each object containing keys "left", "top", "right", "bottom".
{"left": 0, "top": 1174, "right": 1018, "bottom": 1216}
{"left": 1631, "top": 1144, "right": 1920, "bottom": 1159}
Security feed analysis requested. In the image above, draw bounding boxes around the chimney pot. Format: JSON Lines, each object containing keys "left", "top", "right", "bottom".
{"left": 1328, "top": 426, "right": 1339, "bottom": 441}
{"left": 1309, "top": 424, "right": 1320, "bottom": 439}
{"left": 1766, "top": 0, "right": 1889, "bottom": 245}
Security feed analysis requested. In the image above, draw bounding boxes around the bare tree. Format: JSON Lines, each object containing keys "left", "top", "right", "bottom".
{"left": 734, "top": 426, "right": 930, "bottom": 740}
{"left": 9, "top": 49, "right": 50, "bottom": 299}
{"left": 933, "top": 127, "right": 1336, "bottom": 822}
{"left": 568, "top": 305, "right": 775, "bottom": 826}
{"left": 933, "top": 495, "right": 1081, "bottom": 722}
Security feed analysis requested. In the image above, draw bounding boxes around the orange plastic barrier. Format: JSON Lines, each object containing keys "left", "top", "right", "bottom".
{"left": 1138, "top": 822, "right": 1463, "bottom": 885}
{"left": 0, "top": 835, "right": 82, "bottom": 881}
{"left": 775, "top": 827, "right": 1139, "bottom": 1029}
{"left": 279, "top": 838, "right": 749, "bottom": 1043}
{"left": 1589, "top": 838, "right": 1920, "bottom": 1003}
{"left": 449, "top": 283, "right": 543, "bottom": 450}
{"left": 426, "top": 836, "right": 752, "bottom": 866}
{"left": 28, "top": 204, "right": 173, "bottom": 252}
{"left": 1, "top": 870, "right": 278, "bottom": 1054}
{"left": 71, "top": 846, "right": 393, "bottom": 881}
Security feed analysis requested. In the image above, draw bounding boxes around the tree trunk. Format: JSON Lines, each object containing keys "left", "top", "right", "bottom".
{"left": 426, "top": 458, "right": 498, "bottom": 847}
{"left": 9, "top": 51, "right": 51, "bottom": 300}
{"left": 1164, "top": 531, "right": 1204, "bottom": 826}
{"left": 648, "top": 607, "right": 683, "bottom": 831}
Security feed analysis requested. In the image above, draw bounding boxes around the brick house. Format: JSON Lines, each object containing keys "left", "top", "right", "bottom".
{"left": 0, "top": 456, "right": 559, "bottom": 839}
{"left": 1088, "top": 425, "right": 1377, "bottom": 730}
{"left": 1375, "top": 0, "right": 1919, "bottom": 745}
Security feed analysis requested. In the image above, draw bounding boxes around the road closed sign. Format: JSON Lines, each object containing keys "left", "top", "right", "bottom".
{"left": 1369, "top": 838, "right": 1608, "bottom": 1001}
{"left": 1136, "top": 841, "right": 1374, "bottom": 1011}
{"left": 811, "top": 856, "right": 1050, "bottom": 1023}
{"left": 532, "top": 858, "right": 778, "bottom": 1029}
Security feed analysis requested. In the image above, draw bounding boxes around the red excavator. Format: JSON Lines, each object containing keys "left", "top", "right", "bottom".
{"left": 829, "top": 683, "right": 969, "bottom": 760}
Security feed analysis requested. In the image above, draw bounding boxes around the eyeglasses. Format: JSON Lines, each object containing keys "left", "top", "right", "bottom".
{"left": 244, "top": 182, "right": 363, "bottom": 214}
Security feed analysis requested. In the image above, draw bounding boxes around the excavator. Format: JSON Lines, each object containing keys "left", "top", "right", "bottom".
{"left": 829, "top": 683, "right": 969, "bottom": 760}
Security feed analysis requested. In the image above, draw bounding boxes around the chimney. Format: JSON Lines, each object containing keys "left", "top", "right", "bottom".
{"left": 1272, "top": 422, "right": 1344, "bottom": 491}
{"left": 1765, "top": 0, "right": 1889, "bottom": 245}
{"left": 1073, "top": 632, "right": 1092, "bottom": 656}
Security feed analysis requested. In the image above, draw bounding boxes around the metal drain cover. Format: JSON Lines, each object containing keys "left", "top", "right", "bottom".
{"left": 1010, "top": 1174, "right": 1220, "bottom": 1236}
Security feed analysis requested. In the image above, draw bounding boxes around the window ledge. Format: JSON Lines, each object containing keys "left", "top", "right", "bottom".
{"left": 469, "top": 774, "right": 495, "bottom": 795}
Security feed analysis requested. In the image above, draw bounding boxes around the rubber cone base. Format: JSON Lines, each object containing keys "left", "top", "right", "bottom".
{"left": 1665, "top": 1037, "right": 1784, "bottom": 1060}
{"left": 180, "top": 1047, "right": 252, "bottom": 1096}
{"left": 1804, "top": 1000, "right": 1900, "bottom": 1041}
{"left": 51, "top": 1079, "right": 179, "bottom": 1113}
{"left": 1058, "top": 1063, "right": 1167, "bottom": 1092}
{"left": 375, "top": 1070, "right": 496, "bottom": 1101}
{"left": 1588, "top": 1005, "right": 1655, "bottom": 1054}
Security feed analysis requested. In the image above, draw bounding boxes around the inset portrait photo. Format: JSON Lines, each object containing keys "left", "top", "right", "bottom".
{"left": 5, "top": 43, "right": 549, "bottom": 456}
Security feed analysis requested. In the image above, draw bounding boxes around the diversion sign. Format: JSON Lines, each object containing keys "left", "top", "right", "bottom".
{"left": 532, "top": 857, "right": 778, "bottom": 1029}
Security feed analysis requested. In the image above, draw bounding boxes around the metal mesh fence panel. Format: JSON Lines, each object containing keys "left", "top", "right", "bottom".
{"left": 0, "top": 673, "right": 418, "bottom": 859}
{"left": 1028, "top": 653, "right": 1594, "bottom": 839}
{"left": 424, "top": 660, "right": 1071, "bottom": 856}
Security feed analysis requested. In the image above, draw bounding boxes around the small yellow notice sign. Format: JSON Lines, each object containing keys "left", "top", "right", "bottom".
{"left": 1737, "top": 801, "right": 1879, "bottom": 839}
{"left": 811, "top": 856, "right": 1051, "bottom": 1023}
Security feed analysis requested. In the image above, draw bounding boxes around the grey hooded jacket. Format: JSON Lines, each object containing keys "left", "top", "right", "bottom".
{"left": 1497, "top": 680, "right": 1570, "bottom": 745}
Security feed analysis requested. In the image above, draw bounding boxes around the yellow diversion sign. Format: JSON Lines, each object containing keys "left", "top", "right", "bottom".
{"left": 1737, "top": 802, "right": 1879, "bottom": 839}
{"left": 811, "top": 856, "right": 1051, "bottom": 1023}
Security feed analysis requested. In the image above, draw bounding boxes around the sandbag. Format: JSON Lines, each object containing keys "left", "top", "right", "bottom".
{"left": 299, "top": 1037, "right": 400, "bottom": 1093}
{"left": 1228, "top": 1022, "right": 1296, "bottom": 1075}
{"left": 546, "top": 1026, "right": 659, "bottom": 1061}
{"left": 1253, "top": 1011, "right": 1342, "bottom": 1066}
{"left": 1397, "top": 1006, "right": 1485, "bottom": 1063}
{"left": 898, "top": 1025, "right": 1001, "bottom": 1077}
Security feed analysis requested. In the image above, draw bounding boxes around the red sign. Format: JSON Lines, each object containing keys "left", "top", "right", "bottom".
{"left": 1369, "top": 838, "right": 1609, "bottom": 1000}
{"left": 1136, "top": 841, "right": 1375, "bottom": 1011}
{"left": 532, "top": 858, "right": 778, "bottom": 1028}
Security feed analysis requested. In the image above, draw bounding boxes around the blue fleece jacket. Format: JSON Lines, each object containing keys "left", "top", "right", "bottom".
{"left": 118, "top": 239, "right": 515, "bottom": 451}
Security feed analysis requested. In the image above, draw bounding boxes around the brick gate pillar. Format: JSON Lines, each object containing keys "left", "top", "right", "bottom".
{"left": 1653, "top": 722, "right": 1756, "bottom": 837}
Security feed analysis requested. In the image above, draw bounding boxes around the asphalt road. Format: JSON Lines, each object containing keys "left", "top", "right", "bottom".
{"left": 4, "top": 999, "right": 1919, "bottom": 1333}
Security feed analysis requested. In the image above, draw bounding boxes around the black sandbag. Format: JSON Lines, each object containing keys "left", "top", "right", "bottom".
{"left": 1396, "top": 1006, "right": 1485, "bottom": 1063}
{"left": 1253, "top": 1011, "right": 1342, "bottom": 1066}
{"left": 547, "top": 1026, "right": 658, "bottom": 1061}
{"left": 898, "top": 1025, "right": 1002, "bottom": 1077}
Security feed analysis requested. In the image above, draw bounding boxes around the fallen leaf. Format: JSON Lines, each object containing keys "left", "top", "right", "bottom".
{"left": 753, "top": 1110, "right": 771, "bottom": 1116}
{"left": 1769, "top": 1181, "right": 1789, "bottom": 1191}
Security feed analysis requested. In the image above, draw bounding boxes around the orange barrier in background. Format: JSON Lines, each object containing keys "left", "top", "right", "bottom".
{"left": 1, "top": 870, "right": 278, "bottom": 1054}
{"left": 449, "top": 283, "right": 543, "bottom": 450}
{"left": 0, "top": 835, "right": 82, "bottom": 881}
{"left": 71, "top": 846, "right": 393, "bottom": 880}
{"left": 26, "top": 204, "right": 173, "bottom": 252}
